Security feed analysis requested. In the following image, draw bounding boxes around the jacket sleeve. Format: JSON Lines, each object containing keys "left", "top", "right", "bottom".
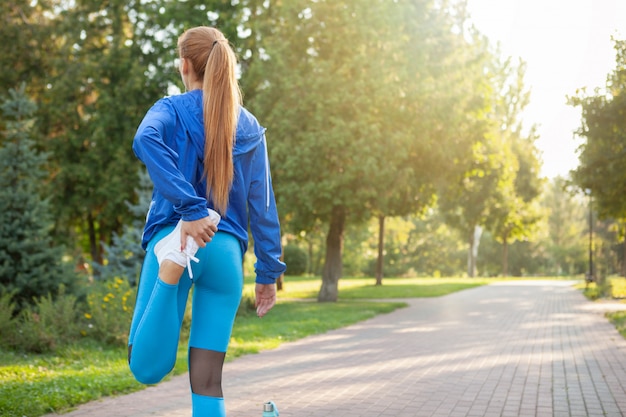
{"left": 248, "top": 134, "right": 287, "bottom": 284}
{"left": 132, "top": 99, "right": 208, "bottom": 221}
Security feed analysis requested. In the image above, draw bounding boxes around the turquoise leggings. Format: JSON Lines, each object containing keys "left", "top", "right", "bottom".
{"left": 128, "top": 228, "right": 243, "bottom": 416}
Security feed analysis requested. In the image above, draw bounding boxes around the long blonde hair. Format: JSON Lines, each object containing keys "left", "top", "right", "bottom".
{"left": 177, "top": 27, "right": 242, "bottom": 215}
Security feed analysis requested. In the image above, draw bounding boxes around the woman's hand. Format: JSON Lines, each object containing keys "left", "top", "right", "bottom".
{"left": 181, "top": 216, "right": 218, "bottom": 249}
{"left": 255, "top": 283, "right": 277, "bottom": 318}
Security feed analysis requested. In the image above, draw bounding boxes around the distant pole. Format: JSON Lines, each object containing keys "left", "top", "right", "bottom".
{"left": 586, "top": 189, "right": 594, "bottom": 285}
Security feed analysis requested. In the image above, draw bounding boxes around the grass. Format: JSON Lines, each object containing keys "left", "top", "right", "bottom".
{"left": 1, "top": 275, "right": 498, "bottom": 417}
{"left": 0, "top": 341, "right": 142, "bottom": 417}
{"left": 607, "top": 311, "right": 626, "bottom": 339}
{"left": 576, "top": 275, "right": 626, "bottom": 342}
{"left": 261, "top": 276, "right": 497, "bottom": 299}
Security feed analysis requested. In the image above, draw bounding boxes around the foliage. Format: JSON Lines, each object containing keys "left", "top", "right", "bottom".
{"left": 0, "top": 1, "right": 57, "bottom": 101}
{"left": 29, "top": 1, "right": 166, "bottom": 264}
{"left": 0, "top": 286, "right": 82, "bottom": 353}
{"left": 569, "top": 39, "right": 626, "bottom": 222}
{"left": 342, "top": 221, "right": 372, "bottom": 277}
{"left": 283, "top": 244, "right": 308, "bottom": 276}
{"left": 579, "top": 276, "right": 626, "bottom": 300}
{"left": 0, "top": 84, "right": 77, "bottom": 310}
{"left": 357, "top": 215, "right": 466, "bottom": 279}
{"left": 541, "top": 177, "right": 588, "bottom": 275}
{"left": 84, "top": 278, "right": 135, "bottom": 346}
{"left": 438, "top": 53, "right": 543, "bottom": 277}
{"left": 2, "top": 1, "right": 623, "bottom": 288}
{"left": 93, "top": 226, "right": 144, "bottom": 284}
{"left": 93, "top": 169, "right": 152, "bottom": 284}
{"left": 347, "top": 176, "right": 598, "bottom": 278}
{"left": 251, "top": 0, "right": 491, "bottom": 299}
{"left": 0, "top": 292, "right": 16, "bottom": 350}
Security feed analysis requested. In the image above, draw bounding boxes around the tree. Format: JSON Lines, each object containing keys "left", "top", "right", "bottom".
{"left": 486, "top": 59, "right": 544, "bottom": 276}
{"left": 569, "top": 38, "right": 626, "bottom": 220}
{"left": 490, "top": 133, "right": 544, "bottom": 276}
{"left": 439, "top": 134, "right": 512, "bottom": 277}
{"left": 250, "top": 0, "right": 486, "bottom": 300}
{"left": 37, "top": 0, "right": 167, "bottom": 265}
{"left": 569, "top": 38, "right": 626, "bottom": 277}
{"left": 438, "top": 49, "right": 542, "bottom": 277}
{"left": 0, "top": 85, "right": 76, "bottom": 309}
{"left": 541, "top": 177, "right": 587, "bottom": 275}
{"left": 0, "top": 0, "right": 56, "bottom": 99}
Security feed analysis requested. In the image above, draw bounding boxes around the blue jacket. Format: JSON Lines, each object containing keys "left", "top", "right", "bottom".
{"left": 132, "top": 90, "right": 286, "bottom": 284}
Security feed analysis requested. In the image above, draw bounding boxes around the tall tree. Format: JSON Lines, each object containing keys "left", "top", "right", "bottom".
{"left": 569, "top": 39, "right": 626, "bottom": 220}
{"left": 0, "top": 85, "right": 76, "bottom": 309}
{"left": 38, "top": 0, "right": 165, "bottom": 264}
{"left": 250, "top": 0, "right": 480, "bottom": 300}
{"left": 569, "top": 39, "right": 626, "bottom": 276}
{"left": 486, "top": 59, "right": 544, "bottom": 276}
{"left": 438, "top": 47, "right": 541, "bottom": 277}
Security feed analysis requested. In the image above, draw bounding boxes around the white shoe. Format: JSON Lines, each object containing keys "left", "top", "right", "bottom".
{"left": 154, "top": 209, "right": 221, "bottom": 279}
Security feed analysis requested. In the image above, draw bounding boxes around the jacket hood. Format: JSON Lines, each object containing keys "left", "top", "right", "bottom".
{"left": 235, "top": 106, "right": 266, "bottom": 157}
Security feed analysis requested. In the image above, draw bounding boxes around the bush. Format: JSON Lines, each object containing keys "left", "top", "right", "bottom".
{"left": 84, "top": 278, "right": 135, "bottom": 346}
{"left": 283, "top": 244, "right": 307, "bottom": 276}
{"left": 0, "top": 286, "right": 82, "bottom": 353}
{"left": 0, "top": 291, "right": 17, "bottom": 349}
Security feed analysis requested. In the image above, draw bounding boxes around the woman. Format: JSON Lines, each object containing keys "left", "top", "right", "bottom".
{"left": 127, "top": 26, "right": 286, "bottom": 416}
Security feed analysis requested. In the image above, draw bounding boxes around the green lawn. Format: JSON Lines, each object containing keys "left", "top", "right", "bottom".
{"left": 0, "top": 275, "right": 503, "bottom": 417}
{"left": 263, "top": 276, "right": 497, "bottom": 299}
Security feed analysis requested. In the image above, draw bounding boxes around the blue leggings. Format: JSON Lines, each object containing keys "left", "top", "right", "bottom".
{"left": 128, "top": 228, "right": 243, "bottom": 416}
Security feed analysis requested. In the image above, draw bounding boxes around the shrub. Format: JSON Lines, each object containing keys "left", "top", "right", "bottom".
{"left": 35, "top": 286, "right": 82, "bottom": 342}
{"left": 1, "top": 286, "right": 82, "bottom": 353}
{"left": 283, "top": 244, "right": 307, "bottom": 276}
{"left": 84, "top": 278, "right": 135, "bottom": 346}
{"left": 0, "top": 291, "right": 17, "bottom": 349}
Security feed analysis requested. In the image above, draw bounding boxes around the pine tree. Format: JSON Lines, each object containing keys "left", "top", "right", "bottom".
{"left": 0, "top": 84, "right": 76, "bottom": 309}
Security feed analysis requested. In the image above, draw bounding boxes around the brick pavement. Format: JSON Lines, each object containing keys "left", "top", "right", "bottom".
{"left": 45, "top": 280, "right": 626, "bottom": 417}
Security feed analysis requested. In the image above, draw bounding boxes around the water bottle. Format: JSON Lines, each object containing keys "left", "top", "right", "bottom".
{"left": 262, "top": 401, "right": 279, "bottom": 417}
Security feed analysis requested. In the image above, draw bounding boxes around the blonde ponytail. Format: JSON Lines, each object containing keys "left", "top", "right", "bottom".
{"left": 178, "top": 27, "right": 242, "bottom": 215}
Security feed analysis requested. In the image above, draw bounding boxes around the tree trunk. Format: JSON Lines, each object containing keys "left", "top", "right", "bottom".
{"left": 622, "top": 234, "right": 626, "bottom": 277}
{"left": 318, "top": 206, "right": 346, "bottom": 302}
{"left": 467, "top": 225, "right": 482, "bottom": 278}
{"left": 502, "top": 235, "right": 509, "bottom": 277}
{"left": 307, "top": 239, "right": 314, "bottom": 275}
{"left": 375, "top": 214, "right": 385, "bottom": 286}
{"left": 467, "top": 229, "right": 475, "bottom": 278}
{"left": 277, "top": 253, "right": 284, "bottom": 291}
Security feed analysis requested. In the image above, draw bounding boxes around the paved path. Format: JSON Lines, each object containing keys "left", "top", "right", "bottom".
{"left": 46, "top": 281, "right": 626, "bottom": 417}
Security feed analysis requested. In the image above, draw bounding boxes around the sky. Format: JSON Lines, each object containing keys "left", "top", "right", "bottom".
{"left": 465, "top": 0, "right": 626, "bottom": 179}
